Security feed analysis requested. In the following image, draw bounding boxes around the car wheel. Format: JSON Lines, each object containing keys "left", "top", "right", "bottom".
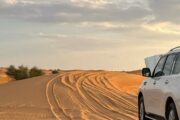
{"left": 139, "top": 97, "right": 148, "bottom": 120}
{"left": 167, "top": 103, "right": 179, "bottom": 120}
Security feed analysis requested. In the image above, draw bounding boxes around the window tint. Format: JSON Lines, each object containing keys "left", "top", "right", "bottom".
{"left": 163, "top": 54, "right": 176, "bottom": 76}
{"left": 173, "top": 54, "right": 180, "bottom": 74}
{"left": 154, "top": 56, "right": 166, "bottom": 77}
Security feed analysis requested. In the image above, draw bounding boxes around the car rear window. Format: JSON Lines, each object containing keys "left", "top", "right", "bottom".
{"left": 163, "top": 54, "right": 176, "bottom": 75}
{"left": 173, "top": 54, "right": 180, "bottom": 74}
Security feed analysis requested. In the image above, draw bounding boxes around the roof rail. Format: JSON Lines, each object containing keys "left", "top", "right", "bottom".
{"left": 169, "top": 46, "right": 180, "bottom": 52}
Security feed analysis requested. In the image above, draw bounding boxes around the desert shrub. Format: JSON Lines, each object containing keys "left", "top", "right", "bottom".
{"left": 52, "top": 69, "right": 60, "bottom": 74}
{"left": 15, "top": 65, "right": 29, "bottom": 80}
{"left": 29, "top": 67, "right": 44, "bottom": 78}
{"left": 6, "top": 65, "right": 16, "bottom": 76}
{"left": 6, "top": 65, "right": 44, "bottom": 80}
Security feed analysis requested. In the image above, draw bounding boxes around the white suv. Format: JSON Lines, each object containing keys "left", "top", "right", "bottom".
{"left": 138, "top": 47, "right": 180, "bottom": 120}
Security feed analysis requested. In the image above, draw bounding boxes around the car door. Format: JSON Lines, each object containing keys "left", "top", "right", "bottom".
{"left": 143, "top": 56, "right": 167, "bottom": 114}
{"left": 167, "top": 53, "right": 180, "bottom": 117}
{"left": 152, "top": 54, "right": 176, "bottom": 115}
{"left": 143, "top": 77, "right": 156, "bottom": 113}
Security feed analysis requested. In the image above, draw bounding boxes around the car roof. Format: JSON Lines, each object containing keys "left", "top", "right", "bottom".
{"left": 163, "top": 47, "right": 180, "bottom": 56}
{"left": 168, "top": 50, "right": 180, "bottom": 54}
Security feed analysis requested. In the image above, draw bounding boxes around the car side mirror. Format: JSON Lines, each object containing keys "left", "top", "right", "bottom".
{"left": 154, "top": 71, "right": 164, "bottom": 77}
{"left": 142, "top": 68, "right": 151, "bottom": 77}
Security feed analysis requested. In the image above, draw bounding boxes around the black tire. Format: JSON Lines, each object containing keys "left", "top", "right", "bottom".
{"left": 138, "top": 97, "right": 148, "bottom": 120}
{"left": 167, "top": 103, "right": 179, "bottom": 120}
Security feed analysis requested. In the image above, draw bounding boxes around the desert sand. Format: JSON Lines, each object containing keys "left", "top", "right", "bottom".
{"left": 0, "top": 68, "right": 12, "bottom": 84}
{"left": 0, "top": 70, "right": 144, "bottom": 120}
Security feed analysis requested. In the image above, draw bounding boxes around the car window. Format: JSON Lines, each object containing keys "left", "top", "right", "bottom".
{"left": 173, "top": 54, "right": 180, "bottom": 74}
{"left": 154, "top": 56, "right": 166, "bottom": 77}
{"left": 163, "top": 54, "right": 176, "bottom": 76}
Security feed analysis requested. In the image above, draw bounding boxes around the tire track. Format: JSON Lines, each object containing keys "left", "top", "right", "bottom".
{"left": 46, "top": 74, "right": 71, "bottom": 120}
{"left": 80, "top": 72, "right": 136, "bottom": 120}
{"left": 49, "top": 71, "right": 141, "bottom": 120}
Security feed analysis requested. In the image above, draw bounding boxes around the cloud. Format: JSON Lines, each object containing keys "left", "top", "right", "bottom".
{"left": 0, "top": 0, "right": 151, "bottom": 24}
{"left": 142, "top": 22, "right": 180, "bottom": 35}
{"left": 5, "top": 0, "right": 17, "bottom": 5}
{"left": 79, "top": 22, "right": 129, "bottom": 29}
{"left": 0, "top": 0, "right": 179, "bottom": 26}
{"left": 71, "top": 0, "right": 112, "bottom": 9}
{"left": 39, "top": 32, "right": 67, "bottom": 39}
{"left": 38, "top": 32, "right": 123, "bottom": 51}
{"left": 149, "top": 0, "right": 180, "bottom": 23}
{"left": 70, "top": 0, "right": 151, "bottom": 10}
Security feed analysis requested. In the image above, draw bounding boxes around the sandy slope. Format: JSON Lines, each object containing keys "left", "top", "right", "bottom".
{"left": 0, "top": 71, "right": 144, "bottom": 120}
{"left": 0, "top": 68, "right": 12, "bottom": 84}
{"left": 0, "top": 75, "right": 58, "bottom": 120}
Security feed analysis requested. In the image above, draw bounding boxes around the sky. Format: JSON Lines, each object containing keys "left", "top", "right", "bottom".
{"left": 0, "top": 0, "right": 180, "bottom": 71}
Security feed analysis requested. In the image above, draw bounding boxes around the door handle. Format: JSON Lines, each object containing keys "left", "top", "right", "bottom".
{"left": 165, "top": 80, "right": 169, "bottom": 84}
{"left": 153, "top": 81, "right": 156, "bottom": 85}
{"left": 144, "top": 81, "right": 147, "bottom": 85}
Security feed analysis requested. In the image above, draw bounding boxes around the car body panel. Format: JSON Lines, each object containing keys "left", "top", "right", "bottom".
{"left": 153, "top": 75, "right": 173, "bottom": 116}
{"left": 141, "top": 78, "right": 156, "bottom": 113}
{"left": 139, "top": 75, "right": 180, "bottom": 117}
{"left": 167, "top": 74, "right": 180, "bottom": 118}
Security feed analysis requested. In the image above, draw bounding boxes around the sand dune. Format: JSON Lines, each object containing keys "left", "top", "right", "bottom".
{"left": 0, "top": 71, "right": 144, "bottom": 120}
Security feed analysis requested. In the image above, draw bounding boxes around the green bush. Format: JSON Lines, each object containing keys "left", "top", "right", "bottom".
{"left": 6, "top": 65, "right": 44, "bottom": 80}
{"left": 52, "top": 69, "right": 60, "bottom": 74}
{"left": 6, "top": 65, "right": 16, "bottom": 76}
{"left": 15, "top": 65, "right": 29, "bottom": 80}
{"left": 15, "top": 70, "right": 27, "bottom": 80}
{"left": 29, "top": 67, "right": 44, "bottom": 78}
